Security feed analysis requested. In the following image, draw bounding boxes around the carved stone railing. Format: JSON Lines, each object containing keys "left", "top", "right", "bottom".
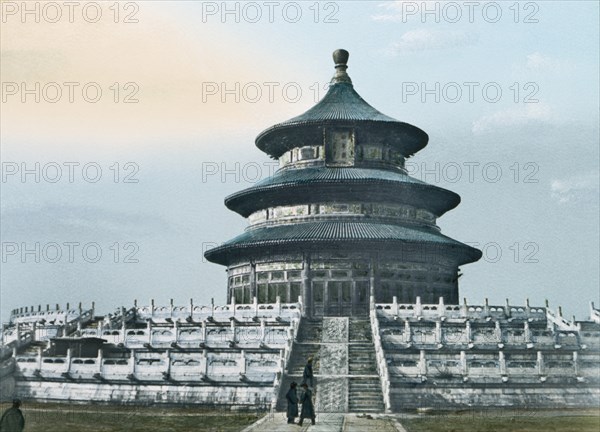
{"left": 134, "top": 297, "right": 302, "bottom": 324}
{"left": 591, "top": 302, "right": 600, "bottom": 324}
{"left": 546, "top": 308, "right": 579, "bottom": 331}
{"left": 270, "top": 312, "right": 301, "bottom": 413}
{"left": 370, "top": 296, "right": 391, "bottom": 412}
{"left": 375, "top": 297, "right": 548, "bottom": 323}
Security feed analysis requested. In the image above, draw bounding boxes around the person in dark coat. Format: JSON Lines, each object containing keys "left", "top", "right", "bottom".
{"left": 298, "top": 383, "right": 315, "bottom": 426}
{"left": 0, "top": 399, "right": 25, "bottom": 432}
{"left": 285, "top": 381, "right": 299, "bottom": 424}
{"left": 302, "top": 356, "right": 314, "bottom": 389}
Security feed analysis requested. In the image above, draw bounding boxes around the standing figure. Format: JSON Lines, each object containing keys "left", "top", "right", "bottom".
{"left": 0, "top": 399, "right": 25, "bottom": 432}
{"left": 285, "top": 381, "right": 299, "bottom": 424}
{"left": 302, "top": 356, "right": 314, "bottom": 389}
{"left": 298, "top": 383, "right": 316, "bottom": 426}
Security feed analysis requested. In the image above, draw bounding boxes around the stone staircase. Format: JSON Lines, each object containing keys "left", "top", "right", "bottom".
{"left": 276, "top": 318, "right": 322, "bottom": 411}
{"left": 348, "top": 318, "right": 385, "bottom": 413}
{"left": 276, "top": 316, "right": 385, "bottom": 413}
{"left": 285, "top": 318, "right": 322, "bottom": 375}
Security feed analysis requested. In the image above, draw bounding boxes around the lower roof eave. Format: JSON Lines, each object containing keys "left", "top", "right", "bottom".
{"left": 204, "top": 238, "right": 482, "bottom": 268}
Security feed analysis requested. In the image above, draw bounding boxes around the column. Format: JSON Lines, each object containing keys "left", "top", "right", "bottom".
{"left": 369, "top": 254, "right": 379, "bottom": 300}
{"left": 301, "top": 254, "right": 311, "bottom": 317}
{"left": 250, "top": 261, "right": 257, "bottom": 300}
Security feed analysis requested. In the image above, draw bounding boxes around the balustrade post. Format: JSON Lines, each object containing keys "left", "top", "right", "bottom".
{"left": 524, "top": 321, "right": 532, "bottom": 344}
{"left": 240, "top": 350, "right": 247, "bottom": 375}
{"left": 465, "top": 320, "right": 472, "bottom": 343}
{"left": 460, "top": 298, "right": 468, "bottom": 318}
{"left": 460, "top": 350, "right": 467, "bottom": 376}
{"left": 415, "top": 296, "right": 422, "bottom": 318}
{"left": 231, "top": 319, "right": 237, "bottom": 343}
{"left": 260, "top": 320, "right": 266, "bottom": 344}
{"left": 404, "top": 320, "right": 411, "bottom": 343}
{"left": 166, "top": 349, "right": 171, "bottom": 379}
{"left": 98, "top": 320, "right": 104, "bottom": 338}
{"left": 130, "top": 349, "right": 136, "bottom": 376}
{"left": 97, "top": 347, "right": 103, "bottom": 375}
{"left": 537, "top": 351, "right": 544, "bottom": 376}
{"left": 419, "top": 350, "right": 427, "bottom": 376}
{"left": 37, "top": 346, "right": 43, "bottom": 371}
{"left": 202, "top": 349, "right": 208, "bottom": 377}
{"left": 66, "top": 348, "right": 72, "bottom": 374}
{"left": 147, "top": 320, "right": 152, "bottom": 345}
{"left": 499, "top": 351, "right": 506, "bottom": 375}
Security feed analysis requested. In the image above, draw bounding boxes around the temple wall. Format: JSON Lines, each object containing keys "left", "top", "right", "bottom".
{"left": 389, "top": 385, "right": 600, "bottom": 410}
{"left": 14, "top": 381, "right": 274, "bottom": 408}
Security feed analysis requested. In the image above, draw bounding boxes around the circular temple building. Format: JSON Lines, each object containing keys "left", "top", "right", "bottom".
{"left": 205, "top": 50, "right": 482, "bottom": 317}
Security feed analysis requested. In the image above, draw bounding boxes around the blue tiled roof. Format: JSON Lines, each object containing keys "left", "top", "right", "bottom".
{"left": 204, "top": 221, "right": 481, "bottom": 265}
{"left": 225, "top": 167, "right": 460, "bottom": 217}
{"left": 277, "top": 82, "right": 397, "bottom": 124}
{"left": 255, "top": 82, "right": 428, "bottom": 158}
{"left": 250, "top": 166, "right": 426, "bottom": 189}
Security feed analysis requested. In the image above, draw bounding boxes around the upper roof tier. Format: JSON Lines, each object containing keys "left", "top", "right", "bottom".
{"left": 255, "top": 49, "right": 429, "bottom": 159}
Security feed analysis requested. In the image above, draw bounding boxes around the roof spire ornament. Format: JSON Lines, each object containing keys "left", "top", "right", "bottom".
{"left": 331, "top": 49, "right": 352, "bottom": 85}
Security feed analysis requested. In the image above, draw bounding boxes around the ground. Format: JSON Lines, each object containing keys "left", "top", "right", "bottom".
{"left": 0, "top": 403, "right": 598, "bottom": 431}
{"left": 400, "top": 409, "right": 600, "bottom": 432}
{"left": 0, "top": 402, "right": 261, "bottom": 432}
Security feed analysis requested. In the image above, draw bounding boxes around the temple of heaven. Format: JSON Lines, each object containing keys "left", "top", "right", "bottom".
{"left": 205, "top": 49, "right": 482, "bottom": 317}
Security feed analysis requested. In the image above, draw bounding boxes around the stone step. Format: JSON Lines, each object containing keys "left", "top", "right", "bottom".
{"left": 349, "top": 395, "right": 384, "bottom": 401}
{"left": 348, "top": 385, "right": 381, "bottom": 391}
{"left": 348, "top": 376, "right": 385, "bottom": 414}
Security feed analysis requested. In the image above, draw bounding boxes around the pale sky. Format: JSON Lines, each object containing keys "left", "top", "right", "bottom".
{"left": 1, "top": 1, "right": 598, "bottom": 322}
